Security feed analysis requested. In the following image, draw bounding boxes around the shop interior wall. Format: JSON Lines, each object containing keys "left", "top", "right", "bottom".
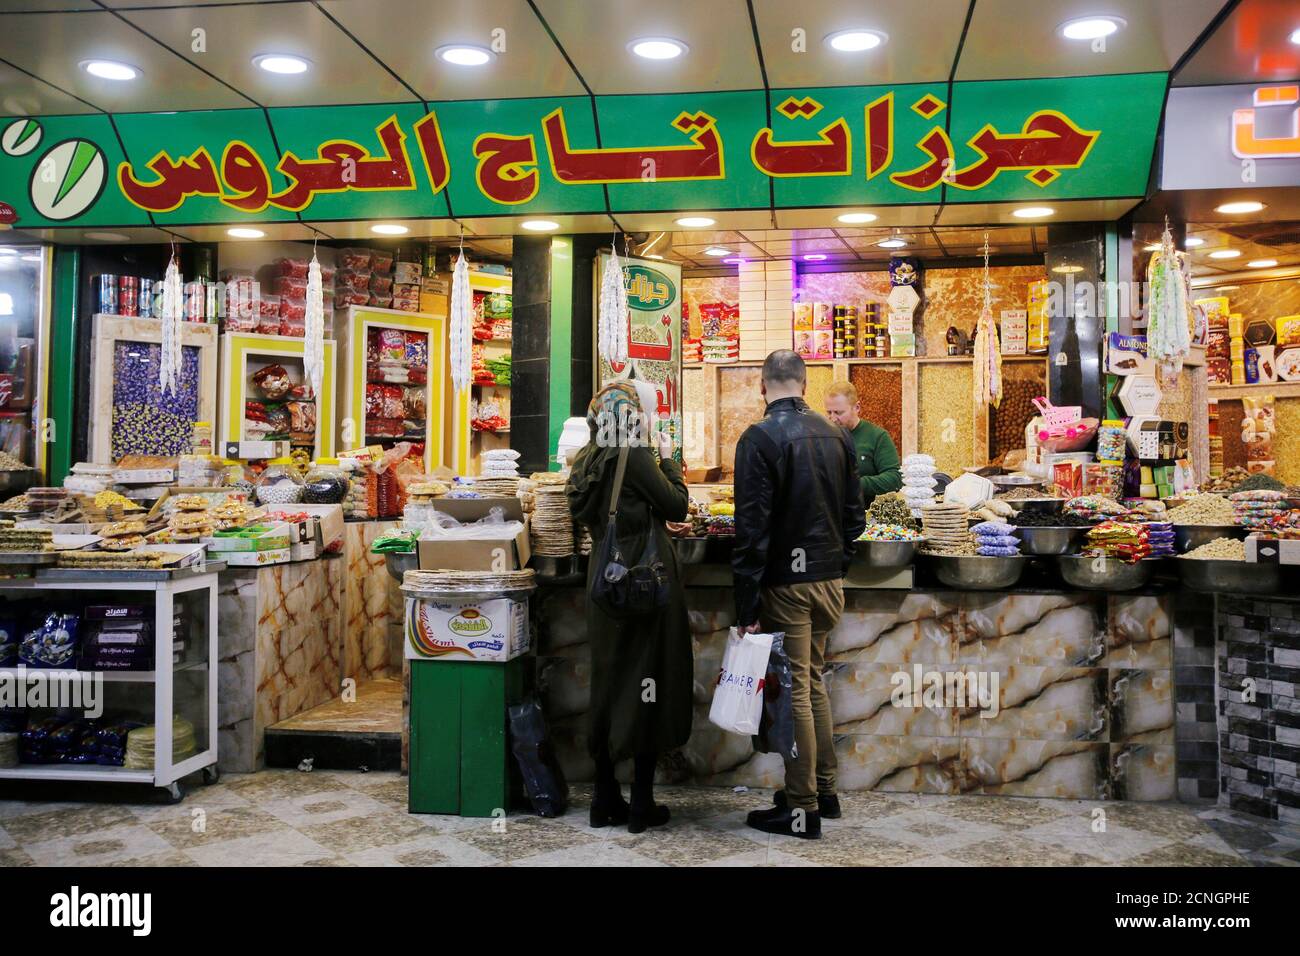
{"left": 684, "top": 264, "right": 1047, "bottom": 477}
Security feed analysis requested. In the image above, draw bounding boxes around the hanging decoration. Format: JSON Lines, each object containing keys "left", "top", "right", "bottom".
{"left": 972, "top": 232, "right": 1003, "bottom": 412}
{"left": 1146, "top": 218, "right": 1192, "bottom": 388}
{"left": 598, "top": 232, "right": 629, "bottom": 365}
{"left": 303, "top": 238, "right": 325, "bottom": 400}
{"left": 449, "top": 236, "right": 472, "bottom": 393}
{"left": 158, "top": 248, "right": 183, "bottom": 395}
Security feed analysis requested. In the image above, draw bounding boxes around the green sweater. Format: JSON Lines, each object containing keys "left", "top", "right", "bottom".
{"left": 849, "top": 420, "right": 902, "bottom": 506}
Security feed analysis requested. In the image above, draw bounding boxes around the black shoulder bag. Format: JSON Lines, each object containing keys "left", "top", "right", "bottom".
{"left": 589, "top": 446, "right": 671, "bottom": 619}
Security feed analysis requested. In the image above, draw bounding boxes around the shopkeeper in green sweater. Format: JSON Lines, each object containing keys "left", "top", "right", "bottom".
{"left": 823, "top": 381, "right": 902, "bottom": 507}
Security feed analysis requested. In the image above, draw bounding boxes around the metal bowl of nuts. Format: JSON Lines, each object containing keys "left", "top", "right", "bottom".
{"left": 1055, "top": 555, "right": 1157, "bottom": 591}
{"left": 1175, "top": 556, "right": 1280, "bottom": 595}
{"left": 855, "top": 538, "right": 924, "bottom": 568}
{"left": 1172, "top": 524, "right": 1245, "bottom": 554}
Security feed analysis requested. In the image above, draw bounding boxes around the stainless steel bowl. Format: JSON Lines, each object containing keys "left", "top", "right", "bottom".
{"left": 384, "top": 550, "right": 418, "bottom": 583}
{"left": 1172, "top": 524, "right": 1246, "bottom": 554}
{"left": 1055, "top": 554, "right": 1156, "bottom": 591}
{"left": 673, "top": 537, "right": 707, "bottom": 565}
{"left": 855, "top": 537, "right": 923, "bottom": 568}
{"left": 927, "top": 554, "right": 1026, "bottom": 590}
{"left": 531, "top": 554, "right": 578, "bottom": 579}
{"left": 1175, "top": 557, "right": 1281, "bottom": 595}
{"left": 1015, "top": 525, "right": 1087, "bottom": 556}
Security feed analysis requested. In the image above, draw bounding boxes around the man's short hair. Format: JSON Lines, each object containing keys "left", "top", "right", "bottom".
{"left": 825, "top": 381, "right": 859, "bottom": 403}
{"left": 762, "top": 349, "right": 806, "bottom": 387}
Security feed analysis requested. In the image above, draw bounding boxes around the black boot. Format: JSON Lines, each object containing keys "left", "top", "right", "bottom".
{"left": 628, "top": 752, "right": 670, "bottom": 834}
{"left": 746, "top": 804, "right": 822, "bottom": 839}
{"left": 589, "top": 747, "right": 628, "bottom": 828}
{"left": 773, "top": 789, "right": 842, "bottom": 819}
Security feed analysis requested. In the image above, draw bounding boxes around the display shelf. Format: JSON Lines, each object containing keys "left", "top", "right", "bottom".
{"left": 0, "top": 571, "right": 219, "bottom": 800}
{"left": 683, "top": 354, "right": 1048, "bottom": 370}
{"left": 1209, "top": 382, "right": 1300, "bottom": 399}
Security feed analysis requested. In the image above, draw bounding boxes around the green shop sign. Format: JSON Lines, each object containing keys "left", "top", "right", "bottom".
{"left": 0, "top": 73, "right": 1167, "bottom": 229}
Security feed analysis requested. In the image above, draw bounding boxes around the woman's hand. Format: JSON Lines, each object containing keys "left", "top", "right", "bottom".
{"left": 665, "top": 521, "right": 692, "bottom": 538}
{"left": 656, "top": 430, "right": 674, "bottom": 461}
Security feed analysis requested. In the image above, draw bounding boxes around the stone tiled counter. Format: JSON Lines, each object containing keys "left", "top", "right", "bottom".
{"left": 534, "top": 581, "right": 1177, "bottom": 802}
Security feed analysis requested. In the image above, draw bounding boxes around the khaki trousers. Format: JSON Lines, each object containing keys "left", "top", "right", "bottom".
{"left": 759, "top": 579, "right": 845, "bottom": 812}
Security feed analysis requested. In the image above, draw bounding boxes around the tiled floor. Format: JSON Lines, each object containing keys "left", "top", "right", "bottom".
{"left": 1, "top": 770, "right": 1298, "bottom": 867}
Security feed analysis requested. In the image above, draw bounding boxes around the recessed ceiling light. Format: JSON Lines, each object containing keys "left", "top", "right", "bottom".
{"left": 20, "top": 254, "right": 40, "bottom": 263}
{"left": 253, "top": 54, "right": 310, "bottom": 75}
{"left": 803, "top": 253, "right": 827, "bottom": 261}
{"left": 1217, "top": 285, "right": 1240, "bottom": 291}
{"left": 1290, "top": 28, "right": 1300, "bottom": 45}
{"left": 723, "top": 257, "right": 746, "bottom": 265}
{"left": 84, "top": 231, "right": 130, "bottom": 242}
{"left": 1185, "top": 237, "right": 1205, "bottom": 247}
{"left": 1248, "top": 259, "right": 1278, "bottom": 268}
{"left": 371, "top": 223, "right": 408, "bottom": 235}
{"left": 676, "top": 216, "right": 715, "bottom": 228}
{"left": 80, "top": 59, "right": 139, "bottom": 82}
{"left": 645, "top": 254, "right": 664, "bottom": 260}
{"left": 1209, "top": 249, "right": 1241, "bottom": 259}
{"left": 521, "top": 220, "right": 559, "bottom": 232}
{"left": 1059, "top": 16, "right": 1125, "bottom": 40}
{"left": 436, "top": 45, "right": 493, "bottom": 67}
{"left": 0, "top": 248, "right": 15, "bottom": 256}
{"left": 878, "top": 238, "right": 907, "bottom": 249}
{"left": 825, "top": 30, "right": 888, "bottom": 52}
{"left": 227, "top": 227, "right": 265, "bottom": 239}
{"left": 704, "top": 247, "right": 731, "bottom": 257}
{"left": 1052, "top": 264, "right": 1084, "bottom": 274}
{"left": 1012, "top": 206, "right": 1054, "bottom": 219}
{"left": 628, "top": 37, "right": 687, "bottom": 60}
{"left": 837, "top": 212, "right": 878, "bottom": 224}
{"left": 1215, "top": 200, "right": 1265, "bottom": 214}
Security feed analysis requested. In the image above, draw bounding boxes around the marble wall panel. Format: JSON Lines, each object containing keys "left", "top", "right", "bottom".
{"left": 342, "top": 520, "right": 399, "bottom": 682}
{"left": 536, "top": 586, "right": 1176, "bottom": 800}
{"left": 716, "top": 367, "right": 766, "bottom": 479}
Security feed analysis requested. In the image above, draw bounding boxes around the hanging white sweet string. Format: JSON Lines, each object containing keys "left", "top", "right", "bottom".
{"left": 449, "top": 227, "right": 472, "bottom": 393}
{"left": 303, "top": 232, "right": 325, "bottom": 400}
{"left": 1148, "top": 217, "right": 1191, "bottom": 385}
{"left": 972, "top": 232, "right": 1002, "bottom": 413}
{"left": 159, "top": 242, "right": 183, "bottom": 395}
{"left": 598, "top": 229, "right": 628, "bottom": 365}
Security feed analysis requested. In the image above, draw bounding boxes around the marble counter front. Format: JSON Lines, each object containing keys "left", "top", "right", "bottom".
{"left": 534, "top": 585, "right": 1176, "bottom": 802}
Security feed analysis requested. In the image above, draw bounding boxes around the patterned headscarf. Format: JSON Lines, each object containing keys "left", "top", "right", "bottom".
{"left": 587, "top": 381, "right": 643, "bottom": 447}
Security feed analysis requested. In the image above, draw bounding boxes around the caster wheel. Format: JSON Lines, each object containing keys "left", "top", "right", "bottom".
{"left": 164, "top": 782, "right": 183, "bottom": 804}
{"left": 202, "top": 766, "right": 220, "bottom": 785}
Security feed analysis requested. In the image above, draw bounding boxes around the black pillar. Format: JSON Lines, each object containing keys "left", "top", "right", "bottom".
{"left": 510, "top": 235, "right": 553, "bottom": 475}
{"left": 1045, "top": 223, "right": 1105, "bottom": 421}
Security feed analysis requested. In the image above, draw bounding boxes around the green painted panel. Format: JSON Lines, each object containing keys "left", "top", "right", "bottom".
{"left": 408, "top": 660, "right": 461, "bottom": 814}
{"left": 458, "top": 662, "right": 510, "bottom": 818}
{"left": 47, "top": 247, "right": 78, "bottom": 487}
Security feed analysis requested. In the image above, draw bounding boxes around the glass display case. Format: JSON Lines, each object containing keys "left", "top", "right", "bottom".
{"left": 0, "top": 244, "right": 52, "bottom": 488}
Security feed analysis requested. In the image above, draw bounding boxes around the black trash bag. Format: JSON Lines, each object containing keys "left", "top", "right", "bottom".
{"left": 507, "top": 696, "right": 569, "bottom": 818}
{"left": 752, "top": 631, "right": 796, "bottom": 760}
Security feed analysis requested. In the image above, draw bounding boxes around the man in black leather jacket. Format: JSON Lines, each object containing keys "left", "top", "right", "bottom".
{"left": 732, "top": 350, "right": 865, "bottom": 840}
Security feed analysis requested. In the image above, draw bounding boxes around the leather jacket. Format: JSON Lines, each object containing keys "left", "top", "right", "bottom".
{"left": 731, "top": 397, "right": 866, "bottom": 626}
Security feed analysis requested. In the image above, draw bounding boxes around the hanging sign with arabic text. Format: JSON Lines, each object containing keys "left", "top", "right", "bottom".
{"left": 0, "top": 73, "right": 1166, "bottom": 228}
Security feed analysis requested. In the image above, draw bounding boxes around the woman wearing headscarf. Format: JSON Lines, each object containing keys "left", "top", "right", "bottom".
{"left": 566, "top": 380, "right": 693, "bottom": 832}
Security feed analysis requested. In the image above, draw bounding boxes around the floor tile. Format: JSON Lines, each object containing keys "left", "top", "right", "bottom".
{"left": 24, "top": 824, "right": 175, "bottom": 866}
{"left": 512, "top": 841, "right": 666, "bottom": 867}
{"left": 347, "top": 834, "right": 501, "bottom": 867}
{"left": 183, "top": 829, "right": 336, "bottom": 866}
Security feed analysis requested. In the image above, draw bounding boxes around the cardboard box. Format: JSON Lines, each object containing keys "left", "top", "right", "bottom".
{"left": 224, "top": 440, "right": 289, "bottom": 460}
{"left": 291, "top": 541, "right": 319, "bottom": 562}
{"left": 223, "top": 548, "right": 291, "bottom": 566}
{"left": 416, "top": 496, "right": 531, "bottom": 571}
{"left": 1246, "top": 536, "right": 1300, "bottom": 565}
{"left": 404, "top": 594, "right": 531, "bottom": 662}
{"left": 114, "top": 468, "right": 175, "bottom": 485}
{"left": 205, "top": 523, "right": 292, "bottom": 552}
{"left": 1000, "top": 309, "right": 1028, "bottom": 354}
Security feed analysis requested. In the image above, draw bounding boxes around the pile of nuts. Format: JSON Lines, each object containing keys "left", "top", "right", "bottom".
{"left": 1164, "top": 494, "right": 1235, "bottom": 526}
{"left": 1182, "top": 538, "right": 1246, "bottom": 561}
{"left": 991, "top": 377, "right": 1041, "bottom": 459}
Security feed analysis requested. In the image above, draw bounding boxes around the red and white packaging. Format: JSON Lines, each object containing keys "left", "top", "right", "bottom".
{"left": 338, "top": 269, "right": 372, "bottom": 293}
{"left": 274, "top": 275, "right": 308, "bottom": 299}
{"left": 393, "top": 261, "right": 422, "bottom": 285}
{"left": 370, "top": 250, "right": 394, "bottom": 274}
{"left": 339, "top": 247, "right": 372, "bottom": 271}
{"left": 278, "top": 297, "right": 306, "bottom": 322}
{"left": 369, "top": 294, "right": 393, "bottom": 308}
{"left": 257, "top": 295, "right": 281, "bottom": 334}
{"left": 369, "top": 274, "right": 394, "bottom": 296}
{"left": 280, "top": 311, "right": 305, "bottom": 337}
{"left": 222, "top": 274, "right": 257, "bottom": 331}
{"left": 275, "top": 258, "right": 309, "bottom": 279}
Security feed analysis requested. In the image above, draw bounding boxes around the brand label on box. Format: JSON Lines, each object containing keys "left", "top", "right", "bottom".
{"left": 405, "top": 596, "right": 530, "bottom": 662}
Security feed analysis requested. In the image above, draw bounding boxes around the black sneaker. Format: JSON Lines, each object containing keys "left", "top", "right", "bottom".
{"left": 773, "top": 789, "right": 841, "bottom": 819}
{"left": 746, "top": 804, "right": 821, "bottom": 839}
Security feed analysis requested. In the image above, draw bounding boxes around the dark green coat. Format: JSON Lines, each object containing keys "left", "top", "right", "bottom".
{"left": 566, "top": 444, "right": 693, "bottom": 761}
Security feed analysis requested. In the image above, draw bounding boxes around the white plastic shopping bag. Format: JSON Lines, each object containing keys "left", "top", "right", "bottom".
{"left": 708, "top": 627, "right": 775, "bottom": 735}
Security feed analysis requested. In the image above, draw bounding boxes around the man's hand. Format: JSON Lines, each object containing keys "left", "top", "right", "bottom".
{"left": 739, "top": 622, "right": 761, "bottom": 634}
{"left": 665, "top": 520, "right": 692, "bottom": 538}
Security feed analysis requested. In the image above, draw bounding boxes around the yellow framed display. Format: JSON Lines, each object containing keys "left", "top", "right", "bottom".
{"left": 88, "top": 314, "right": 219, "bottom": 465}
{"left": 218, "top": 332, "right": 336, "bottom": 458}
{"left": 336, "top": 304, "right": 468, "bottom": 474}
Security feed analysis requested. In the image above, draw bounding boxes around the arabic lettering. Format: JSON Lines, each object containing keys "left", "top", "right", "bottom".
{"left": 474, "top": 132, "right": 539, "bottom": 204}
{"left": 270, "top": 116, "right": 415, "bottom": 211}
{"left": 543, "top": 108, "right": 724, "bottom": 183}
{"left": 118, "top": 147, "right": 222, "bottom": 213}
{"left": 752, "top": 97, "right": 850, "bottom": 177}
